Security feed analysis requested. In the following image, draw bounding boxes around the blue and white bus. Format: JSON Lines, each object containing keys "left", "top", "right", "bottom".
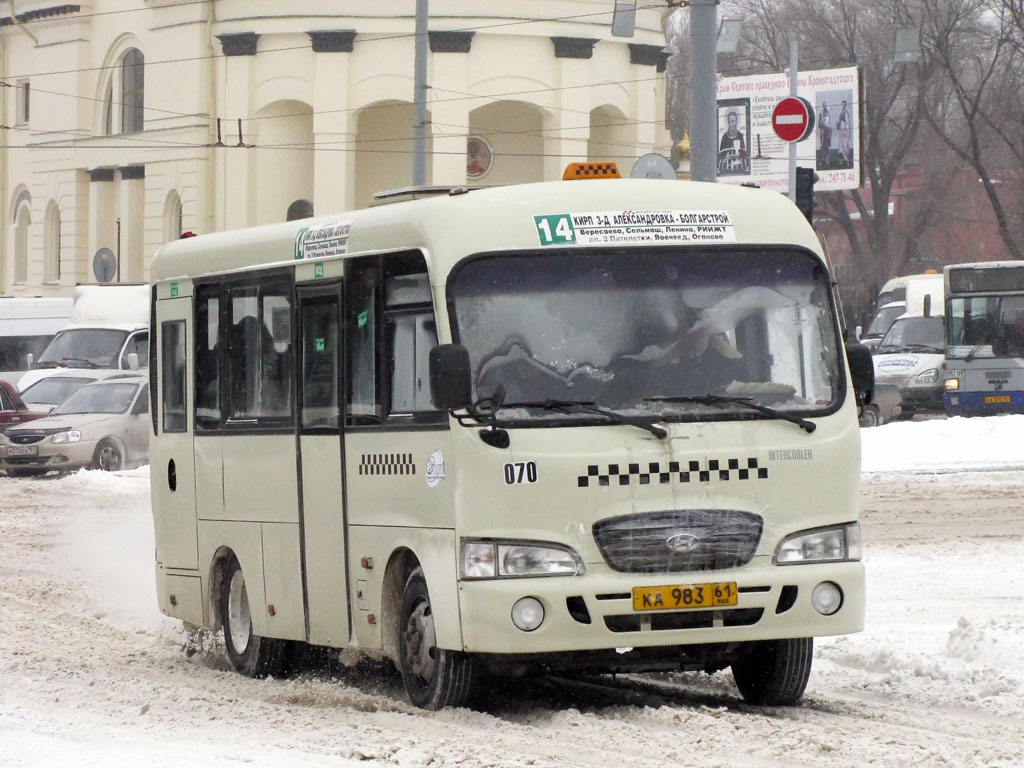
{"left": 943, "top": 261, "right": 1024, "bottom": 415}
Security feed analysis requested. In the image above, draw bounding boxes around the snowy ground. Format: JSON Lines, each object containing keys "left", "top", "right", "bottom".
{"left": 1, "top": 417, "right": 1023, "bottom": 767}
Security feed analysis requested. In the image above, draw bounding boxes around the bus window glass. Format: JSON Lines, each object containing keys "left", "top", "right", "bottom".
{"left": 346, "top": 266, "right": 380, "bottom": 423}
{"left": 195, "top": 290, "right": 220, "bottom": 427}
{"left": 389, "top": 312, "right": 438, "bottom": 413}
{"left": 161, "top": 321, "right": 186, "bottom": 432}
{"left": 227, "top": 285, "right": 292, "bottom": 420}
{"left": 451, "top": 248, "right": 841, "bottom": 422}
{"left": 301, "top": 297, "right": 340, "bottom": 429}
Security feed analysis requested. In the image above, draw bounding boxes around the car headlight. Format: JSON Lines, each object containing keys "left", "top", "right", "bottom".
{"left": 916, "top": 368, "right": 938, "bottom": 384}
{"left": 461, "top": 540, "right": 584, "bottom": 579}
{"left": 51, "top": 430, "right": 82, "bottom": 444}
{"left": 774, "top": 523, "right": 862, "bottom": 565}
{"left": 945, "top": 377, "right": 960, "bottom": 391}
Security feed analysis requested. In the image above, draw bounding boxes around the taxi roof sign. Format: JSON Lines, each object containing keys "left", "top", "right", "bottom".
{"left": 563, "top": 162, "right": 621, "bottom": 180}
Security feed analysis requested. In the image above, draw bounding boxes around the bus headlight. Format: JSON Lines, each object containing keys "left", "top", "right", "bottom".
{"left": 51, "top": 430, "right": 82, "bottom": 444}
{"left": 774, "top": 523, "right": 862, "bottom": 565}
{"left": 916, "top": 368, "right": 938, "bottom": 384}
{"left": 461, "top": 540, "right": 584, "bottom": 579}
{"left": 945, "top": 377, "right": 960, "bottom": 391}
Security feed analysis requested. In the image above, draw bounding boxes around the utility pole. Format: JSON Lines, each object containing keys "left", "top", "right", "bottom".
{"left": 688, "top": 0, "right": 717, "bottom": 183}
{"left": 412, "top": 0, "right": 429, "bottom": 187}
{"left": 788, "top": 41, "right": 798, "bottom": 202}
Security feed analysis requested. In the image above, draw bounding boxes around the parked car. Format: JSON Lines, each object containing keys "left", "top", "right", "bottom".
{"left": 0, "top": 374, "right": 149, "bottom": 477}
{"left": 0, "top": 380, "right": 49, "bottom": 433}
{"left": 18, "top": 370, "right": 125, "bottom": 412}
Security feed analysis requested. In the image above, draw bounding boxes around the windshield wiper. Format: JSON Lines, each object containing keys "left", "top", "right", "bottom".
{"left": 965, "top": 344, "right": 985, "bottom": 362}
{"left": 496, "top": 398, "right": 668, "bottom": 439}
{"left": 60, "top": 357, "right": 100, "bottom": 369}
{"left": 645, "top": 394, "right": 816, "bottom": 434}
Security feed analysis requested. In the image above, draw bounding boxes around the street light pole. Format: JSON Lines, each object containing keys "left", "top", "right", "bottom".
{"left": 412, "top": 0, "right": 429, "bottom": 187}
{"left": 688, "top": 0, "right": 717, "bottom": 182}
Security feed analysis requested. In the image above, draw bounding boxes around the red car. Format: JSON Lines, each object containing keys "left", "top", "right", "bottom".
{"left": 0, "top": 380, "right": 49, "bottom": 433}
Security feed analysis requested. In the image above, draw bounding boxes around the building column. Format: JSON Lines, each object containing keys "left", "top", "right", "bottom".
{"left": 87, "top": 168, "right": 116, "bottom": 284}
{"left": 428, "top": 31, "right": 475, "bottom": 187}
{"left": 119, "top": 165, "right": 146, "bottom": 283}
{"left": 310, "top": 30, "right": 357, "bottom": 214}
{"left": 544, "top": 38, "right": 598, "bottom": 180}
{"left": 215, "top": 33, "right": 259, "bottom": 230}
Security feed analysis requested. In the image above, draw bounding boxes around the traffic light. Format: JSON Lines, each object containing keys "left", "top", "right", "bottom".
{"left": 795, "top": 167, "right": 818, "bottom": 223}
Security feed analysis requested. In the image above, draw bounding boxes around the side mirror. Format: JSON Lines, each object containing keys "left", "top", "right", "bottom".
{"left": 127, "top": 353, "right": 140, "bottom": 371}
{"left": 26, "top": 353, "right": 34, "bottom": 369}
{"left": 846, "top": 341, "right": 875, "bottom": 405}
{"left": 854, "top": 325, "right": 862, "bottom": 341}
{"left": 429, "top": 344, "right": 473, "bottom": 411}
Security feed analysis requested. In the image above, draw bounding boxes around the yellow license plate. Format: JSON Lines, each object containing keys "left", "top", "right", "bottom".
{"left": 985, "top": 395, "right": 1011, "bottom": 404}
{"left": 633, "top": 582, "right": 738, "bottom": 611}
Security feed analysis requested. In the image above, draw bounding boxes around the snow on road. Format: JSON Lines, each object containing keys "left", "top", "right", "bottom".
{"left": 1, "top": 417, "right": 1023, "bottom": 767}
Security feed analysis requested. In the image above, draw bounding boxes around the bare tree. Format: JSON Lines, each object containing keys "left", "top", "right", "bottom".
{"left": 922, "top": 0, "right": 1024, "bottom": 259}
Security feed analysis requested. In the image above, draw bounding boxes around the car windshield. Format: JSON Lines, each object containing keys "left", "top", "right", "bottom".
{"left": 450, "top": 247, "right": 842, "bottom": 424}
{"left": 51, "top": 382, "right": 140, "bottom": 416}
{"left": 878, "top": 316, "right": 944, "bottom": 353}
{"left": 866, "top": 304, "right": 905, "bottom": 337}
{"left": 20, "top": 376, "right": 97, "bottom": 406}
{"left": 36, "top": 329, "right": 129, "bottom": 368}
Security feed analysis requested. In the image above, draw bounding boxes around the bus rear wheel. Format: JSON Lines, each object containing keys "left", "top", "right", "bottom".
{"left": 399, "top": 568, "right": 476, "bottom": 710}
{"left": 731, "top": 637, "right": 813, "bottom": 706}
{"left": 220, "top": 554, "right": 287, "bottom": 678}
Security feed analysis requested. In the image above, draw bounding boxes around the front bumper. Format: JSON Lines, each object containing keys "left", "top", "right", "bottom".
{"left": 457, "top": 559, "right": 864, "bottom": 654}
{"left": 0, "top": 440, "right": 98, "bottom": 472}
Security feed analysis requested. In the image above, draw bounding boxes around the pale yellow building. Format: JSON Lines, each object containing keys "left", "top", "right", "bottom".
{"left": 0, "top": 0, "right": 671, "bottom": 295}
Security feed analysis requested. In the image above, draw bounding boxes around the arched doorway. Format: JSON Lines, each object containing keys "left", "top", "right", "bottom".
{"left": 468, "top": 102, "right": 545, "bottom": 185}
{"left": 254, "top": 100, "right": 314, "bottom": 225}
{"left": 354, "top": 101, "right": 431, "bottom": 207}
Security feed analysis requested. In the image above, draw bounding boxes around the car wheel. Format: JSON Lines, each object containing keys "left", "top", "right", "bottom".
{"left": 399, "top": 567, "right": 476, "bottom": 710}
{"left": 220, "top": 553, "right": 288, "bottom": 678}
{"left": 92, "top": 439, "right": 123, "bottom": 471}
{"left": 858, "top": 405, "right": 879, "bottom": 428}
{"left": 731, "top": 637, "right": 813, "bottom": 706}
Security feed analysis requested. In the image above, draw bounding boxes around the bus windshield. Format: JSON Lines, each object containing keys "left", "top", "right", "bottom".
{"left": 36, "top": 329, "right": 129, "bottom": 368}
{"left": 947, "top": 295, "right": 1024, "bottom": 358}
{"left": 450, "top": 248, "right": 842, "bottom": 422}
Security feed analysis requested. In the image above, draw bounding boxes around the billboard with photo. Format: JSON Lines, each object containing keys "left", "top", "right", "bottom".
{"left": 715, "top": 66, "right": 861, "bottom": 192}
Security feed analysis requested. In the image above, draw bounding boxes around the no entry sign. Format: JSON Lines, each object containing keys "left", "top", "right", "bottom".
{"left": 771, "top": 96, "right": 815, "bottom": 142}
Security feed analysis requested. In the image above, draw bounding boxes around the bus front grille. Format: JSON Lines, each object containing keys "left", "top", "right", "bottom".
{"left": 592, "top": 509, "right": 763, "bottom": 573}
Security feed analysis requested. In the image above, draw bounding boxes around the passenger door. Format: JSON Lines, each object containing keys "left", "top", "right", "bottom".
{"left": 152, "top": 296, "right": 198, "bottom": 570}
{"left": 296, "top": 282, "right": 349, "bottom": 646}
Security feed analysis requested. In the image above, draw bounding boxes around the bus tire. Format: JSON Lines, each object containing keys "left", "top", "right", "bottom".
{"left": 731, "top": 637, "right": 813, "bottom": 706}
{"left": 92, "top": 438, "right": 123, "bottom": 471}
{"left": 398, "top": 567, "right": 476, "bottom": 710}
{"left": 220, "top": 553, "right": 287, "bottom": 678}
{"left": 858, "top": 405, "right": 879, "bottom": 428}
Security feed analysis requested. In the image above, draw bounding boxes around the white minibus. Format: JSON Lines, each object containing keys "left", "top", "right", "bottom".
{"left": 0, "top": 297, "right": 73, "bottom": 385}
{"left": 150, "top": 166, "right": 870, "bottom": 709}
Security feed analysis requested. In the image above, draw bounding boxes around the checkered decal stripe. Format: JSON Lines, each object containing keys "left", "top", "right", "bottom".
{"left": 359, "top": 453, "right": 416, "bottom": 476}
{"left": 577, "top": 458, "right": 767, "bottom": 488}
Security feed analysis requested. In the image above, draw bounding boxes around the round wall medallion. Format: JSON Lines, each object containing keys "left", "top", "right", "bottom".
{"left": 467, "top": 135, "right": 493, "bottom": 179}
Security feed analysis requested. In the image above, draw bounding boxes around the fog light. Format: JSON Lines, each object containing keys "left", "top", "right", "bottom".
{"left": 511, "top": 597, "right": 544, "bottom": 631}
{"left": 811, "top": 582, "right": 843, "bottom": 615}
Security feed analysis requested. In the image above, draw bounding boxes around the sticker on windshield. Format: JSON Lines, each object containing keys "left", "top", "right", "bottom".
{"left": 533, "top": 211, "right": 736, "bottom": 247}
{"left": 295, "top": 220, "right": 352, "bottom": 260}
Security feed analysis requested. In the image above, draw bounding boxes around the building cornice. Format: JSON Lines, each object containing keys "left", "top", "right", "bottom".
{"left": 551, "top": 36, "right": 598, "bottom": 60}
{"left": 0, "top": 4, "right": 80, "bottom": 27}
{"left": 217, "top": 32, "right": 259, "bottom": 57}
{"left": 307, "top": 29, "right": 356, "bottom": 53}
{"left": 429, "top": 30, "right": 475, "bottom": 53}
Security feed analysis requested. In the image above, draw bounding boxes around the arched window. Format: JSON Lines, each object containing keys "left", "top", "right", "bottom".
{"left": 287, "top": 199, "right": 314, "bottom": 221}
{"left": 164, "top": 190, "right": 183, "bottom": 243}
{"left": 14, "top": 201, "right": 31, "bottom": 284}
{"left": 121, "top": 48, "right": 145, "bottom": 134}
{"left": 102, "top": 47, "right": 145, "bottom": 136}
{"left": 44, "top": 201, "right": 61, "bottom": 283}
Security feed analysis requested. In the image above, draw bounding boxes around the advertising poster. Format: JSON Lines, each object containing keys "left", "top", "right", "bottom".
{"left": 715, "top": 66, "right": 861, "bottom": 192}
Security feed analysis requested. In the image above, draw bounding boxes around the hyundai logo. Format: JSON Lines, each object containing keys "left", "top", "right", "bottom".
{"left": 665, "top": 533, "right": 700, "bottom": 553}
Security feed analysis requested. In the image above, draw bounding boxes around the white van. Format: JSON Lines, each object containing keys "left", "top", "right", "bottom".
{"left": 0, "top": 297, "right": 74, "bottom": 384}
{"left": 18, "top": 284, "right": 149, "bottom": 391}
{"left": 861, "top": 272, "right": 943, "bottom": 353}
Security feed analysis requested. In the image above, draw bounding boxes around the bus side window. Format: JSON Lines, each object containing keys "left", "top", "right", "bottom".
{"left": 226, "top": 284, "right": 293, "bottom": 421}
{"left": 161, "top": 321, "right": 186, "bottom": 432}
{"left": 346, "top": 263, "right": 382, "bottom": 424}
{"left": 195, "top": 288, "right": 220, "bottom": 429}
{"left": 389, "top": 312, "right": 438, "bottom": 413}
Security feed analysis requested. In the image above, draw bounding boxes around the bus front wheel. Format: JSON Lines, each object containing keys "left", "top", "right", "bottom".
{"left": 220, "top": 554, "right": 287, "bottom": 678}
{"left": 398, "top": 567, "right": 476, "bottom": 710}
{"left": 731, "top": 637, "right": 813, "bottom": 705}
